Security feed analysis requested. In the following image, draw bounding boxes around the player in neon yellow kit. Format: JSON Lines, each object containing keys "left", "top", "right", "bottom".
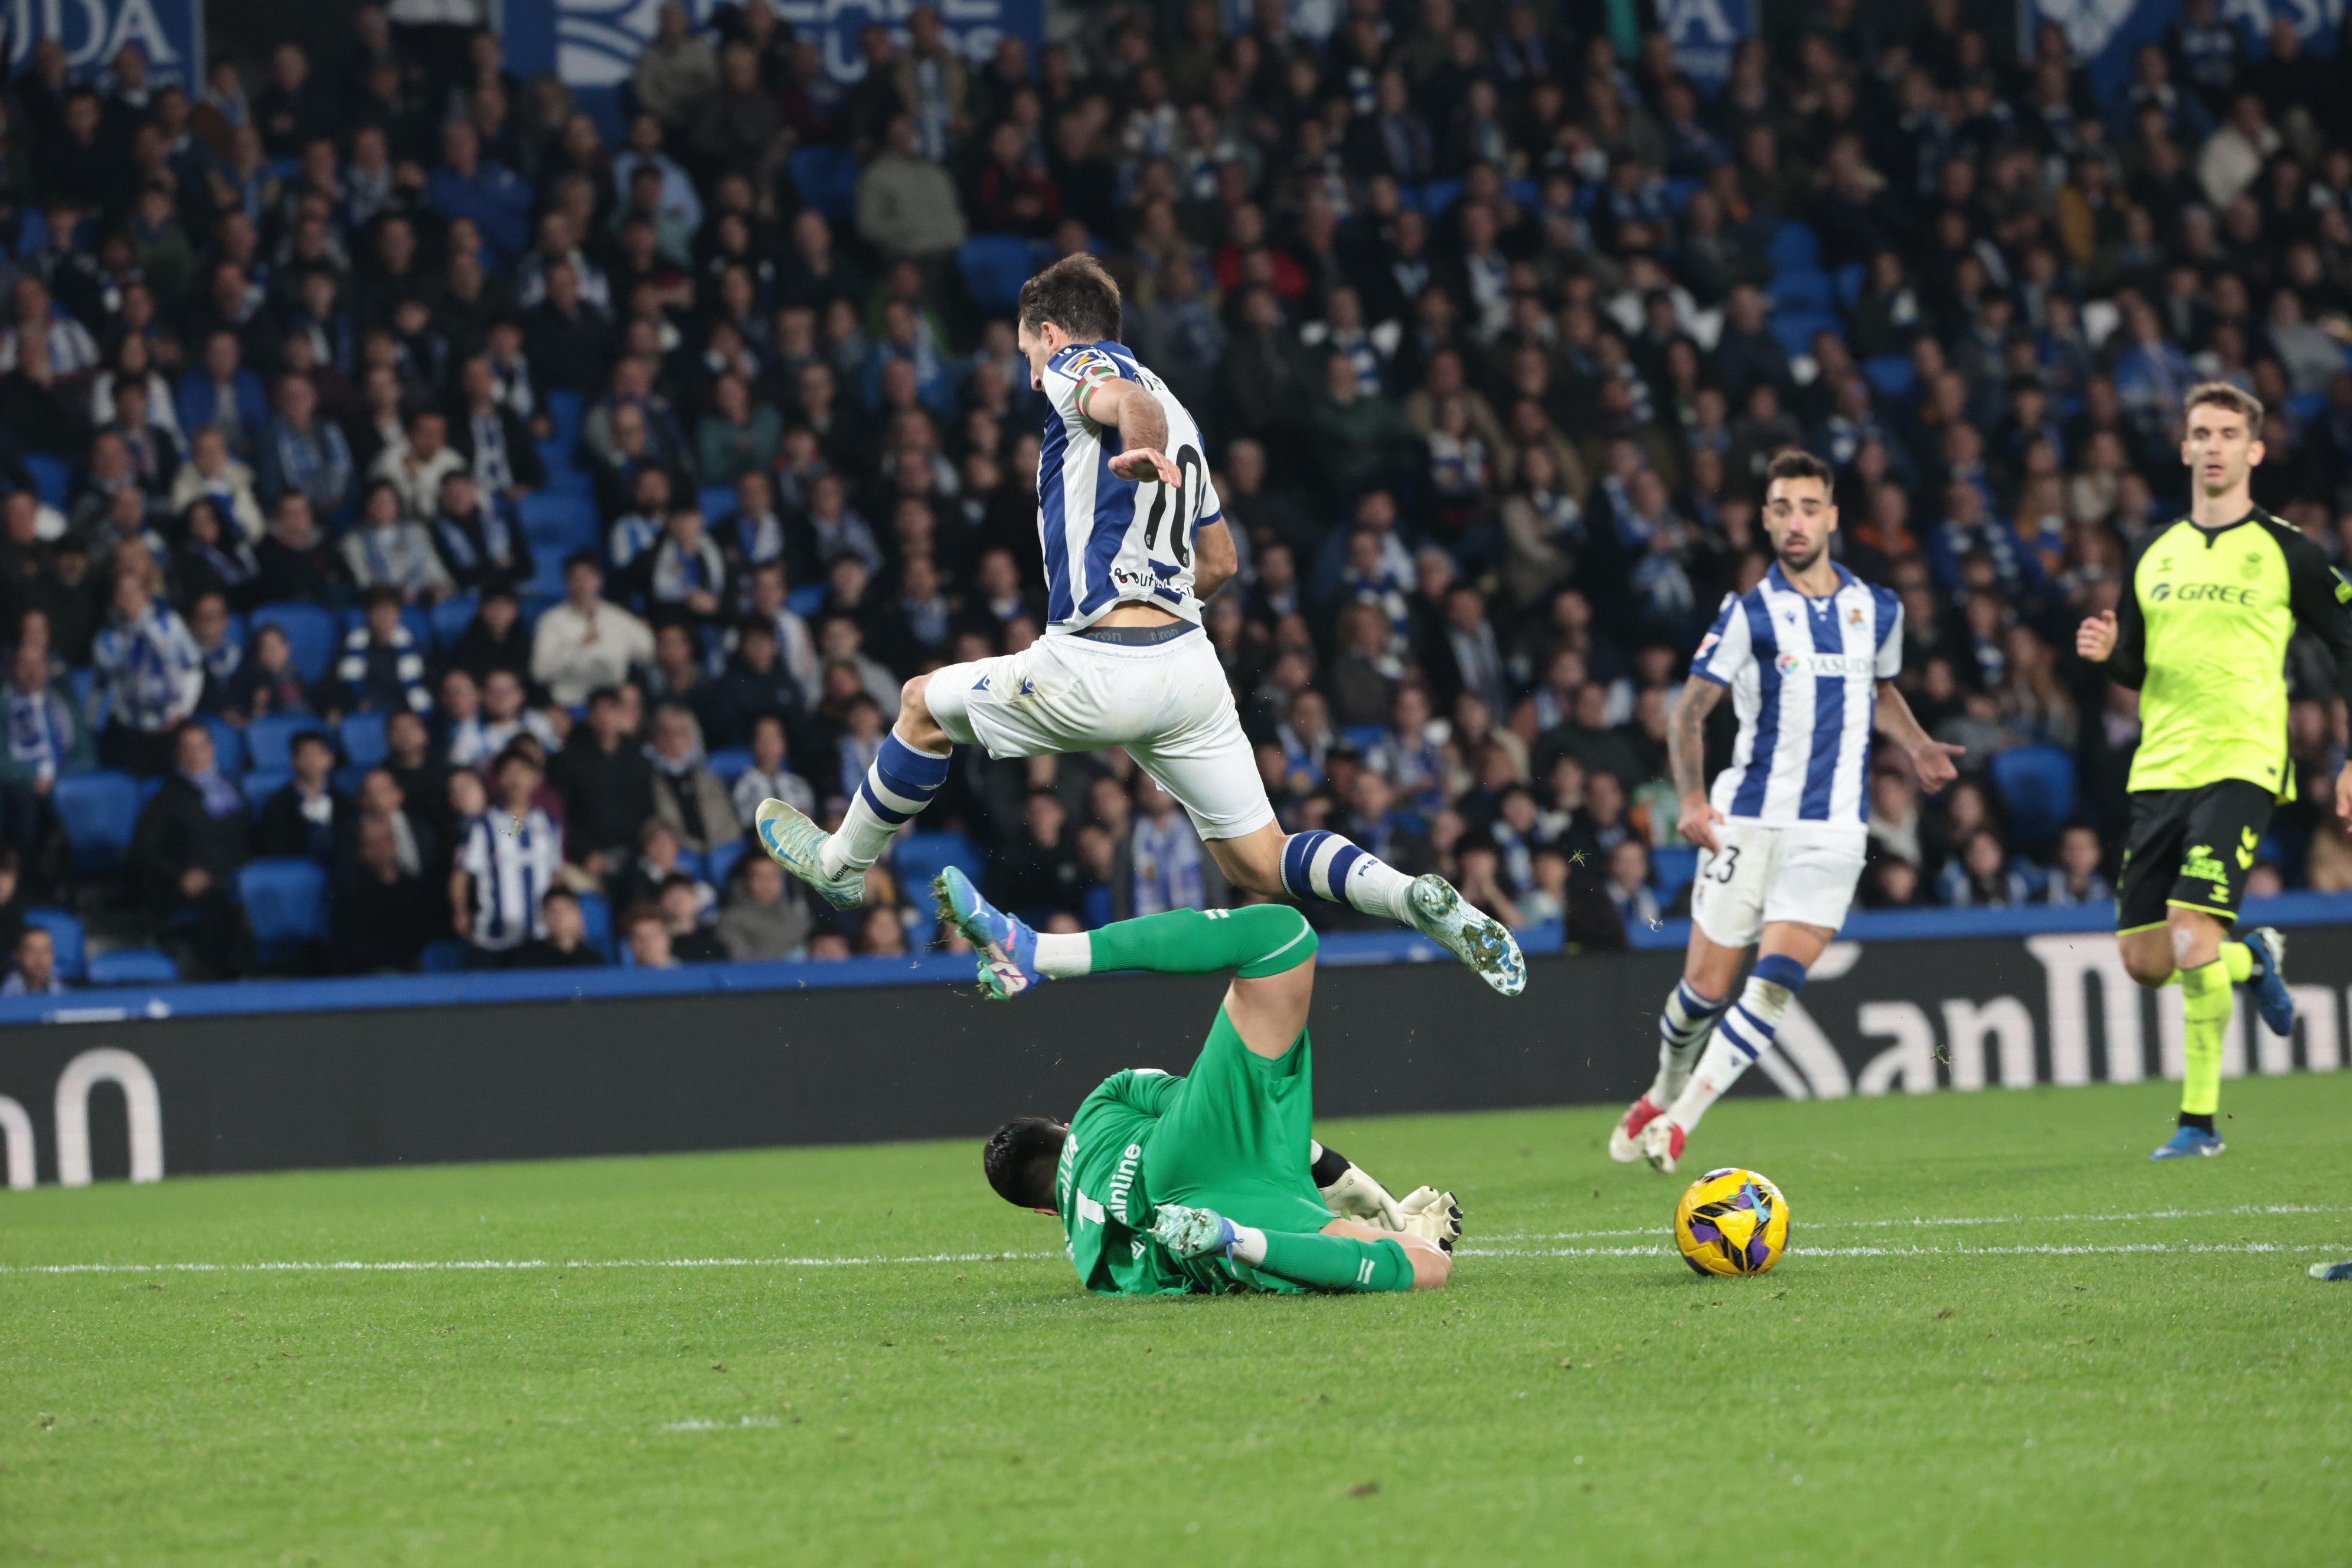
{"left": 944, "top": 870, "right": 1459, "bottom": 1295}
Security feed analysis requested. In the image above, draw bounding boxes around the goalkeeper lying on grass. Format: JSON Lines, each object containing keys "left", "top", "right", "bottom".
{"left": 940, "top": 868, "right": 1461, "bottom": 1296}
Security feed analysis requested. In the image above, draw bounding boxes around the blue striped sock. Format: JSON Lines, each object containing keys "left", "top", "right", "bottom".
{"left": 822, "top": 733, "right": 950, "bottom": 876}
{"left": 1668, "top": 955, "right": 1811, "bottom": 1133}
{"left": 1648, "top": 979, "right": 1729, "bottom": 1103}
{"left": 1279, "top": 829, "right": 1413, "bottom": 923}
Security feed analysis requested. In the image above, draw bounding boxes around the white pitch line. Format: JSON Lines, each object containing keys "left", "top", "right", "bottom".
{"left": 1462, "top": 1240, "right": 2338, "bottom": 1260}
{"left": 0, "top": 1252, "right": 1059, "bottom": 1276}
{"left": 1474, "top": 1201, "right": 2351, "bottom": 1244}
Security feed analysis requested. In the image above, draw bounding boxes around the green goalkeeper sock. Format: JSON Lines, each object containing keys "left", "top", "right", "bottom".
{"left": 2179, "top": 958, "right": 2230, "bottom": 1119}
{"left": 1046, "top": 905, "right": 1318, "bottom": 979}
{"left": 1253, "top": 1229, "right": 1415, "bottom": 1293}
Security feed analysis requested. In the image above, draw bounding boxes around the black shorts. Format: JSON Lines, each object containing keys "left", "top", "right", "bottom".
{"left": 2115, "top": 780, "right": 2275, "bottom": 932}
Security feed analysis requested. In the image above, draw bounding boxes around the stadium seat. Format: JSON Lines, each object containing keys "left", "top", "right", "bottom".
{"left": 707, "top": 838, "right": 747, "bottom": 889}
{"left": 520, "top": 549, "right": 570, "bottom": 599}
{"left": 22, "top": 453, "right": 69, "bottom": 509}
{"left": 237, "top": 858, "right": 330, "bottom": 963}
{"left": 1341, "top": 724, "right": 1389, "bottom": 753}
{"left": 245, "top": 714, "right": 313, "bottom": 772}
{"left": 578, "top": 891, "right": 615, "bottom": 961}
{"left": 242, "top": 768, "right": 291, "bottom": 811}
{"left": 894, "top": 830, "right": 984, "bottom": 890}
{"left": 787, "top": 584, "right": 827, "bottom": 618}
{"left": 341, "top": 712, "right": 389, "bottom": 769}
{"left": 1832, "top": 263, "right": 1866, "bottom": 308}
{"left": 87, "top": 948, "right": 178, "bottom": 985}
{"left": 1989, "top": 746, "right": 2077, "bottom": 850}
{"left": 331, "top": 765, "right": 369, "bottom": 798}
{"left": 1766, "top": 221, "right": 1821, "bottom": 273}
{"left": 1767, "top": 267, "right": 1832, "bottom": 315}
{"left": 1651, "top": 845, "right": 1699, "bottom": 904}
{"left": 250, "top": 602, "right": 339, "bottom": 684}
{"left": 698, "top": 485, "right": 738, "bottom": 522}
{"left": 1419, "top": 178, "right": 1464, "bottom": 214}
{"left": 544, "top": 389, "right": 586, "bottom": 455}
{"left": 538, "top": 446, "right": 592, "bottom": 496}
{"left": 1772, "top": 310, "right": 1842, "bottom": 359}
{"left": 54, "top": 770, "right": 141, "bottom": 872}
{"left": 705, "top": 746, "right": 753, "bottom": 783}
{"left": 1863, "top": 355, "right": 1916, "bottom": 400}
{"left": 789, "top": 146, "right": 860, "bottom": 222}
{"left": 419, "top": 940, "right": 473, "bottom": 973}
{"left": 199, "top": 716, "right": 247, "bottom": 778}
{"left": 430, "top": 593, "right": 481, "bottom": 648}
{"left": 24, "top": 907, "right": 85, "bottom": 981}
{"left": 957, "top": 235, "right": 1038, "bottom": 315}
{"left": 518, "top": 492, "right": 600, "bottom": 553}
{"left": 1660, "top": 177, "right": 1701, "bottom": 210}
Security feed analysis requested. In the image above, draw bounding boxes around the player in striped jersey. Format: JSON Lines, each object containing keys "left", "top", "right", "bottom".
{"left": 1611, "top": 451, "right": 1962, "bottom": 1172}
{"left": 751, "top": 254, "right": 1523, "bottom": 997}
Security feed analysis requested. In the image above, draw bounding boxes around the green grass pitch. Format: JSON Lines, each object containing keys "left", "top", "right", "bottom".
{"left": 5, "top": 1074, "right": 2351, "bottom": 1567}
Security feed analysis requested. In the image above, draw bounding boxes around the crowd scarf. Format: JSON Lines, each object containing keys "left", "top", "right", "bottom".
{"left": 435, "top": 503, "right": 518, "bottom": 573}
{"left": 646, "top": 738, "right": 705, "bottom": 779}
{"left": 7, "top": 686, "right": 61, "bottom": 782}
{"left": 186, "top": 763, "right": 242, "bottom": 820}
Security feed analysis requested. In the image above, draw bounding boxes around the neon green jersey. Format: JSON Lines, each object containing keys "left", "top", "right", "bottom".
{"left": 2102, "top": 511, "right": 2352, "bottom": 796}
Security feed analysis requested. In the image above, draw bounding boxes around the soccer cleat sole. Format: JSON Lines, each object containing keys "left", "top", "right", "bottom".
{"left": 1639, "top": 1117, "right": 1685, "bottom": 1174}
{"left": 1151, "top": 1203, "right": 1235, "bottom": 1260}
{"left": 753, "top": 798, "right": 867, "bottom": 910}
{"left": 1608, "top": 1097, "right": 1663, "bottom": 1164}
{"left": 930, "top": 868, "right": 1035, "bottom": 1001}
{"left": 1407, "top": 875, "right": 1527, "bottom": 997}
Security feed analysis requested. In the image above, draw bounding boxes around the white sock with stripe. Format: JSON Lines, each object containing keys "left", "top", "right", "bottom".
{"left": 1646, "top": 979, "right": 1730, "bottom": 1108}
{"left": 818, "top": 732, "right": 950, "bottom": 878}
{"left": 1666, "top": 955, "right": 1807, "bottom": 1132}
{"left": 1278, "top": 829, "right": 1415, "bottom": 922}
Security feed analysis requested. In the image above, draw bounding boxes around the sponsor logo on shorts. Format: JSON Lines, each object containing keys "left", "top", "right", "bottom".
{"left": 2180, "top": 843, "right": 2231, "bottom": 892}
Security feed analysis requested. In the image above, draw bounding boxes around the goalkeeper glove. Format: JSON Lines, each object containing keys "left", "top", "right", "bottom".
{"left": 1397, "top": 1187, "right": 1463, "bottom": 1252}
{"left": 1318, "top": 1161, "right": 1407, "bottom": 1230}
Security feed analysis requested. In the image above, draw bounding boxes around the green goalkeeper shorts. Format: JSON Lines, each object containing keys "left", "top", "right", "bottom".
{"left": 1144, "top": 1006, "right": 1337, "bottom": 1240}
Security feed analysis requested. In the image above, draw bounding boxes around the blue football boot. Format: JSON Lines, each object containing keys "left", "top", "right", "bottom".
{"left": 2243, "top": 926, "right": 2294, "bottom": 1037}
{"left": 932, "top": 866, "right": 1045, "bottom": 1000}
{"left": 2309, "top": 1260, "right": 2352, "bottom": 1282}
{"left": 2150, "top": 1126, "right": 2226, "bottom": 1160}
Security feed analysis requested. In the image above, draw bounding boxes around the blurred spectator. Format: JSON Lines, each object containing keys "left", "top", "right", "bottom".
{"left": 533, "top": 554, "right": 655, "bottom": 707}
{"left": 334, "top": 809, "right": 437, "bottom": 974}
{"left": 716, "top": 854, "right": 811, "bottom": 961}
{"left": 550, "top": 687, "right": 656, "bottom": 876}
{"left": 338, "top": 587, "right": 434, "bottom": 714}
{"left": 622, "top": 900, "right": 675, "bottom": 969}
{"left": 1938, "top": 829, "right": 2034, "bottom": 907}
{"left": 506, "top": 886, "right": 607, "bottom": 969}
{"left": 2039, "top": 824, "right": 2116, "bottom": 907}
{"left": 256, "top": 730, "right": 352, "bottom": 862}
{"left": 659, "top": 872, "right": 727, "bottom": 962}
{"left": 0, "top": 641, "right": 89, "bottom": 869}
{"left": 129, "top": 721, "right": 251, "bottom": 976}
{"left": 92, "top": 570, "right": 204, "bottom": 776}
{"left": 453, "top": 748, "right": 563, "bottom": 958}
{"left": 2, "top": 924, "right": 64, "bottom": 995}
{"left": 731, "top": 712, "right": 812, "bottom": 825}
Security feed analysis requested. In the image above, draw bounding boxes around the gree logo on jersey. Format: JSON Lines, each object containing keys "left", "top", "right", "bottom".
{"left": 1773, "top": 651, "right": 1877, "bottom": 678}
{"left": 2148, "top": 582, "right": 2259, "bottom": 605}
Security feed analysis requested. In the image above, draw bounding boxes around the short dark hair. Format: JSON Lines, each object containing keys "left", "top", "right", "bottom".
{"left": 290, "top": 729, "right": 334, "bottom": 757}
{"left": 363, "top": 584, "right": 404, "bottom": 611}
{"left": 1017, "top": 252, "right": 1121, "bottom": 342}
{"left": 983, "top": 1116, "right": 1066, "bottom": 1208}
{"left": 563, "top": 549, "right": 602, "bottom": 576}
{"left": 541, "top": 886, "right": 580, "bottom": 910}
{"left": 1764, "top": 449, "right": 1834, "bottom": 492}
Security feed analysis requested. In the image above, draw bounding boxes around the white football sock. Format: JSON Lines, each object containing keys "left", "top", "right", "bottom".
{"left": 1647, "top": 979, "right": 1730, "bottom": 1107}
{"left": 1667, "top": 956, "right": 1807, "bottom": 1132}
{"left": 1033, "top": 933, "right": 1090, "bottom": 976}
{"left": 819, "top": 732, "right": 950, "bottom": 878}
{"left": 1279, "top": 829, "right": 1415, "bottom": 922}
{"left": 1225, "top": 1222, "right": 1268, "bottom": 1265}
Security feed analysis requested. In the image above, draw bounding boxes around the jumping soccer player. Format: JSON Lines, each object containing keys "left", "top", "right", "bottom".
{"left": 751, "top": 254, "right": 1523, "bottom": 998}
{"left": 1613, "top": 450, "right": 1962, "bottom": 1174}
{"left": 941, "top": 868, "right": 1462, "bottom": 1296}
{"left": 2076, "top": 382, "right": 2352, "bottom": 1160}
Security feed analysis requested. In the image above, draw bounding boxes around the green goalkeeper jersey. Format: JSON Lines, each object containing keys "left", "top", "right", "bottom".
{"left": 2101, "top": 510, "right": 2352, "bottom": 797}
{"left": 1054, "top": 1069, "right": 1216, "bottom": 1296}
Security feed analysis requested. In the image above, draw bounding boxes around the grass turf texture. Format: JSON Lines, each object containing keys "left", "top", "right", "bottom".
{"left": 6, "top": 1076, "right": 2351, "bottom": 1567}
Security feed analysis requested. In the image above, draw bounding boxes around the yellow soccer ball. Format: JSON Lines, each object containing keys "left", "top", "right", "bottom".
{"left": 1674, "top": 1167, "right": 1791, "bottom": 1276}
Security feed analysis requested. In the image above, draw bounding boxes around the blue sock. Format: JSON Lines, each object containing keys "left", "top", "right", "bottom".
{"left": 1672, "top": 955, "right": 1809, "bottom": 1131}
{"left": 821, "top": 732, "right": 949, "bottom": 876}
{"left": 1280, "top": 829, "right": 1413, "bottom": 922}
{"left": 1648, "top": 979, "right": 1730, "bottom": 1104}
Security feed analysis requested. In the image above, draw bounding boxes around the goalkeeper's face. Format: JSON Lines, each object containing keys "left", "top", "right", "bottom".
{"left": 984, "top": 1117, "right": 1068, "bottom": 1212}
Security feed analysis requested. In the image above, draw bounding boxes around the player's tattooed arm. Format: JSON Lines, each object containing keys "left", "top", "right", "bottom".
{"left": 1874, "top": 680, "right": 1965, "bottom": 793}
{"left": 1668, "top": 675, "right": 1726, "bottom": 852}
{"left": 1077, "top": 377, "right": 1181, "bottom": 485}
{"left": 1192, "top": 519, "right": 1237, "bottom": 600}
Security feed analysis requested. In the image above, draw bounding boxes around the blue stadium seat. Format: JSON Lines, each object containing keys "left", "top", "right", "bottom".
{"left": 519, "top": 492, "right": 600, "bottom": 553}
{"left": 707, "top": 838, "right": 747, "bottom": 890}
{"left": 54, "top": 770, "right": 141, "bottom": 872}
{"left": 1832, "top": 263, "right": 1866, "bottom": 308}
{"left": 22, "top": 453, "right": 70, "bottom": 509}
{"left": 244, "top": 714, "right": 314, "bottom": 772}
{"left": 199, "top": 716, "right": 246, "bottom": 778}
{"left": 956, "top": 235, "right": 1038, "bottom": 315}
{"left": 697, "top": 485, "right": 738, "bottom": 522}
{"left": 1766, "top": 222, "right": 1821, "bottom": 273}
{"left": 578, "top": 891, "right": 615, "bottom": 961}
{"left": 250, "top": 602, "right": 339, "bottom": 684}
{"left": 894, "top": 830, "right": 984, "bottom": 891}
{"left": 789, "top": 146, "right": 861, "bottom": 223}
{"left": 2289, "top": 391, "right": 2327, "bottom": 423}
{"left": 1419, "top": 178, "right": 1464, "bottom": 214}
{"left": 239, "top": 858, "right": 330, "bottom": 963}
{"left": 87, "top": 948, "right": 178, "bottom": 985}
{"left": 242, "top": 768, "right": 291, "bottom": 811}
{"left": 520, "top": 549, "right": 570, "bottom": 599}
{"left": 1651, "top": 845, "right": 1699, "bottom": 903}
{"left": 341, "top": 711, "right": 389, "bottom": 769}
{"left": 1340, "top": 724, "right": 1388, "bottom": 753}
{"left": 787, "top": 584, "right": 827, "bottom": 618}
{"left": 1661, "top": 177, "right": 1702, "bottom": 211}
{"left": 24, "top": 907, "right": 85, "bottom": 981}
{"left": 332, "top": 765, "right": 370, "bottom": 798}
{"left": 430, "top": 593, "right": 481, "bottom": 648}
{"left": 544, "top": 389, "right": 586, "bottom": 455}
{"left": 419, "top": 940, "right": 473, "bottom": 973}
{"left": 1772, "top": 310, "right": 1842, "bottom": 358}
{"left": 1990, "top": 746, "right": 2077, "bottom": 849}
{"left": 706, "top": 746, "right": 753, "bottom": 783}
{"left": 1863, "top": 355, "right": 1915, "bottom": 400}
{"left": 538, "top": 445, "right": 592, "bottom": 496}
{"left": 1767, "top": 267, "right": 1832, "bottom": 315}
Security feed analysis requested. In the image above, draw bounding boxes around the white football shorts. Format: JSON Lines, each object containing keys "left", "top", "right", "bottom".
{"left": 923, "top": 628, "right": 1275, "bottom": 841}
{"left": 1688, "top": 819, "right": 1868, "bottom": 949}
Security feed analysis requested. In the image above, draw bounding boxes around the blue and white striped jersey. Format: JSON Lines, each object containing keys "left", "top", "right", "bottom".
{"left": 1690, "top": 564, "right": 1903, "bottom": 829}
{"left": 1036, "top": 339, "right": 1223, "bottom": 632}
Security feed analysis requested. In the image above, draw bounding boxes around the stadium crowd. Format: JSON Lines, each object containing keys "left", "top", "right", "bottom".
{"left": 0, "top": 0, "right": 2347, "bottom": 987}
